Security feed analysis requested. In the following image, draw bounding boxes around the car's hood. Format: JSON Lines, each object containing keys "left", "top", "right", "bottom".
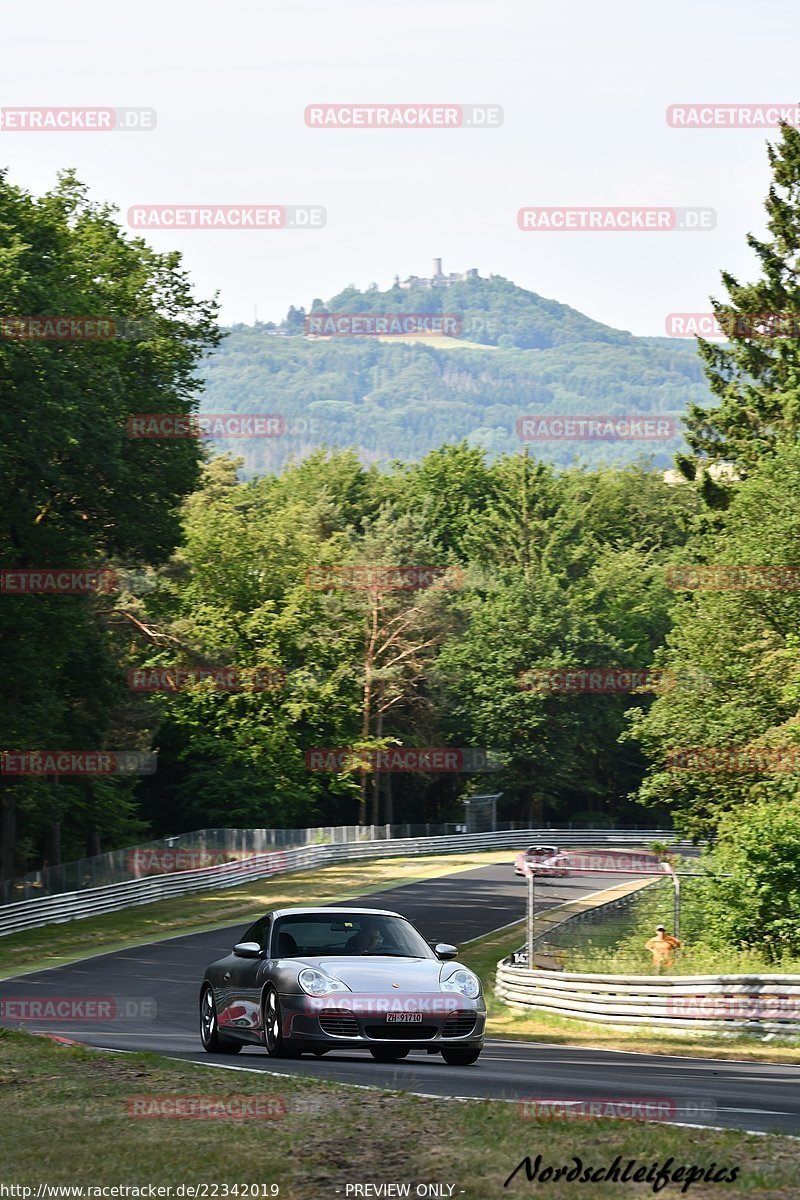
{"left": 295, "top": 955, "right": 445, "bottom": 992}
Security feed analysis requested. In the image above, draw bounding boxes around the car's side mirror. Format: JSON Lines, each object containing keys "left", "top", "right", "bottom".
{"left": 233, "top": 941, "right": 263, "bottom": 958}
{"left": 435, "top": 943, "right": 458, "bottom": 960}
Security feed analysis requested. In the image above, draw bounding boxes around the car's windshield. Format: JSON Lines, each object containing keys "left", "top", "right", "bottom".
{"left": 271, "top": 913, "right": 435, "bottom": 959}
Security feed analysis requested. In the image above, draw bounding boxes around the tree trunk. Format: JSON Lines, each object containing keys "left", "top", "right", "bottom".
{"left": 358, "top": 596, "right": 380, "bottom": 826}
{"left": 385, "top": 771, "right": 393, "bottom": 827}
{"left": 359, "top": 650, "right": 373, "bottom": 828}
{"left": 45, "top": 819, "right": 61, "bottom": 867}
{"left": 528, "top": 793, "right": 543, "bottom": 827}
{"left": 370, "top": 696, "right": 384, "bottom": 825}
{"left": 370, "top": 772, "right": 380, "bottom": 825}
{"left": 521, "top": 447, "right": 531, "bottom": 578}
{"left": 0, "top": 789, "right": 16, "bottom": 880}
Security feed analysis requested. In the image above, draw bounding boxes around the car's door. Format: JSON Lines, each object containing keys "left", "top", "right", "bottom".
{"left": 217, "top": 915, "right": 272, "bottom": 1036}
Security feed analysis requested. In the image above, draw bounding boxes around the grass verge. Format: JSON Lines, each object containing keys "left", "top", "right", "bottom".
{"left": 563, "top": 875, "right": 800, "bottom": 976}
{"left": 0, "top": 851, "right": 507, "bottom": 980}
{"left": 459, "top": 922, "right": 800, "bottom": 1064}
{"left": 0, "top": 1028, "right": 797, "bottom": 1199}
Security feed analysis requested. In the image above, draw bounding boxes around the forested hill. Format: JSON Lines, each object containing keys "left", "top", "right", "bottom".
{"left": 200, "top": 273, "right": 711, "bottom": 475}
{"left": 316, "top": 272, "right": 634, "bottom": 349}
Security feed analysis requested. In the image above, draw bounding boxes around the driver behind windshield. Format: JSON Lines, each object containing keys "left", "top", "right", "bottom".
{"left": 345, "top": 920, "right": 383, "bottom": 954}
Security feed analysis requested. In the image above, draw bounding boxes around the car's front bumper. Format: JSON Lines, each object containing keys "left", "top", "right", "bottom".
{"left": 280, "top": 993, "right": 486, "bottom": 1048}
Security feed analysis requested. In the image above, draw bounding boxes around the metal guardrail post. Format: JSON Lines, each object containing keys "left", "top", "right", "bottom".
{"left": 526, "top": 866, "right": 535, "bottom": 966}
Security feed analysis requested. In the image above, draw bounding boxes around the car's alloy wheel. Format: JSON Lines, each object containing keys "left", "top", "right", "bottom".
{"left": 200, "top": 986, "right": 242, "bottom": 1055}
{"left": 263, "top": 986, "right": 301, "bottom": 1058}
{"left": 440, "top": 1048, "right": 481, "bottom": 1066}
{"left": 369, "top": 1046, "right": 410, "bottom": 1062}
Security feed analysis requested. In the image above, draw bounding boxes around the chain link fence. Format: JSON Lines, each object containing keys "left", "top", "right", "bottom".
{"left": 0, "top": 821, "right": 672, "bottom": 907}
{"left": 535, "top": 876, "right": 674, "bottom": 971}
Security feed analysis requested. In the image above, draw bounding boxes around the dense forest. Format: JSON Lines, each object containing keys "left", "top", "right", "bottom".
{"left": 3, "top": 126, "right": 800, "bottom": 920}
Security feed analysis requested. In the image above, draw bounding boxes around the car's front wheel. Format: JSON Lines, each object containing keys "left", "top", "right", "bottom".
{"left": 441, "top": 1047, "right": 481, "bottom": 1066}
{"left": 262, "top": 986, "right": 301, "bottom": 1058}
{"left": 200, "top": 986, "right": 243, "bottom": 1055}
{"left": 369, "top": 1046, "right": 410, "bottom": 1062}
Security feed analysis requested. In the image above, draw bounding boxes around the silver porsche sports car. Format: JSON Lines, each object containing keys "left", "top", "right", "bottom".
{"left": 199, "top": 906, "right": 485, "bottom": 1065}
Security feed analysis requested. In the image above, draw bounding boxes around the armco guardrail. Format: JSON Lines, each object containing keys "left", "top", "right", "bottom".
{"left": 0, "top": 828, "right": 682, "bottom": 937}
{"left": 495, "top": 961, "right": 800, "bottom": 1035}
{"left": 2, "top": 823, "right": 400, "bottom": 905}
{"left": 1, "top": 821, "right": 672, "bottom": 905}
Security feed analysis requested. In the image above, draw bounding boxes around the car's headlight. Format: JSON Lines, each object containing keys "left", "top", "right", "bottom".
{"left": 440, "top": 967, "right": 481, "bottom": 999}
{"left": 298, "top": 968, "right": 351, "bottom": 997}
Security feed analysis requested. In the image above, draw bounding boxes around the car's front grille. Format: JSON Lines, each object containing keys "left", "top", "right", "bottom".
{"left": 442, "top": 1012, "right": 477, "bottom": 1038}
{"left": 319, "top": 1012, "right": 359, "bottom": 1037}
{"left": 364, "top": 1024, "right": 438, "bottom": 1041}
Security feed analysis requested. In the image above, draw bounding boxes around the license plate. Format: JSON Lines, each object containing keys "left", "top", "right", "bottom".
{"left": 386, "top": 1012, "right": 422, "bottom": 1024}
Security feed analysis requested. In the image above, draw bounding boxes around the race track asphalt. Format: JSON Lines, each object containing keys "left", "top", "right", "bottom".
{"left": 2, "top": 858, "right": 799, "bottom": 1135}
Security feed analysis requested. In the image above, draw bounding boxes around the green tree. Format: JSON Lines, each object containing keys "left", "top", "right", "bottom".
{"left": 131, "top": 466, "right": 350, "bottom": 830}
{"left": 0, "top": 170, "right": 220, "bottom": 876}
{"left": 431, "top": 459, "right": 686, "bottom": 823}
{"left": 681, "top": 123, "right": 800, "bottom": 502}
{"left": 325, "top": 506, "right": 460, "bottom": 824}
{"left": 699, "top": 797, "right": 800, "bottom": 961}
{"left": 628, "top": 442, "right": 800, "bottom": 835}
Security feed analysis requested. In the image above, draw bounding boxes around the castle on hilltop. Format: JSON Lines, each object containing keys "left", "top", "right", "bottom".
{"left": 396, "top": 259, "right": 481, "bottom": 290}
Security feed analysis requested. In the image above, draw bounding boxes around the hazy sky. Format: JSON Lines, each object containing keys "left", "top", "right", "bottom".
{"left": 3, "top": 1, "right": 798, "bottom": 334}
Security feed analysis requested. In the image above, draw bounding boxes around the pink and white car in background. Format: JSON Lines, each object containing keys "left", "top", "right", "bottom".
{"left": 513, "top": 844, "right": 570, "bottom": 878}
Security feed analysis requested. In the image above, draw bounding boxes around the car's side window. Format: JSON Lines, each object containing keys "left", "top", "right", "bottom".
{"left": 243, "top": 915, "right": 271, "bottom": 951}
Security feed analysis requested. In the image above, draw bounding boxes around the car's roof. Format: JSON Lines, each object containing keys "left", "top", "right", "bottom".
{"left": 269, "top": 906, "right": 404, "bottom": 919}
